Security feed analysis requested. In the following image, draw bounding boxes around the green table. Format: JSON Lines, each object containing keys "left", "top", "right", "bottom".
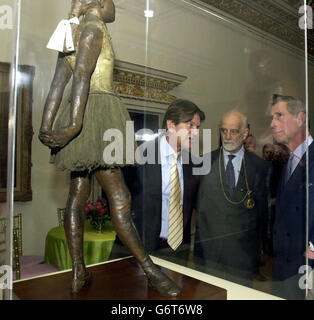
{"left": 44, "top": 221, "right": 116, "bottom": 270}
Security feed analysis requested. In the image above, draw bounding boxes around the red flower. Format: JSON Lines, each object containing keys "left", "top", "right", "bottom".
{"left": 85, "top": 198, "right": 110, "bottom": 220}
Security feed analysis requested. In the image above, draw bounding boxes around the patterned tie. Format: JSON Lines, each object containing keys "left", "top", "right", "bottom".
{"left": 168, "top": 153, "right": 183, "bottom": 250}
{"left": 226, "top": 154, "right": 236, "bottom": 196}
{"left": 286, "top": 153, "right": 294, "bottom": 183}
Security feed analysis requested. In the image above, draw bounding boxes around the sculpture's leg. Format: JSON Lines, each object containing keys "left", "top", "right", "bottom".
{"left": 64, "top": 170, "right": 92, "bottom": 293}
{"left": 94, "top": 167, "right": 182, "bottom": 297}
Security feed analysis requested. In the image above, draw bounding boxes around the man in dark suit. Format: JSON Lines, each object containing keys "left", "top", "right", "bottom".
{"left": 195, "top": 111, "right": 267, "bottom": 286}
{"left": 270, "top": 94, "right": 314, "bottom": 300}
{"left": 110, "top": 99, "right": 205, "bottom": 262}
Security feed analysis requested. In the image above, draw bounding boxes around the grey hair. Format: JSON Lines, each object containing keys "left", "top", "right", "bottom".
{"left": 272, "top": 94, "right": 306, "bottom": 117}
{"left": 220, "top": 110, "right": 248, "bottom": 132}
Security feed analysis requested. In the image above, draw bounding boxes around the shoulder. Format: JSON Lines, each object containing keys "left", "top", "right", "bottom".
{"left": 245, "top": 151, "right": 263, "bottom": 165}
{"left": 191, "top": 148, "right": 219, "bottom": 169}
{"left": 199, "top": 148, "right": 220, "bottom": 168}
{"left": 138, "top": 138, "right": 159, "bottom": 157}
{"left": 309, "top": 142, "right": 314, "bottom": 160}
{"left": 245, "top": 152, "right": 268, "bottom": 172}
{"left": 211, "top": 148, "right": 220, "bottom": 160}
{"left": 82, "top": 16, "right": 105, "bottom": 30}
{"left": 195, "top": 149, "right": 220, "bottom": 185}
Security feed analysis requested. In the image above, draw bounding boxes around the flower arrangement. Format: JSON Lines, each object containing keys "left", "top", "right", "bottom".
{"left": 85, "top": 198, "right": 110, "bottom": 232}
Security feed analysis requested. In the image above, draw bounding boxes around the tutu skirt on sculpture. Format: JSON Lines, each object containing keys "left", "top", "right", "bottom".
{"left": 51, "top": 92, "right": 133, "bottom": 172}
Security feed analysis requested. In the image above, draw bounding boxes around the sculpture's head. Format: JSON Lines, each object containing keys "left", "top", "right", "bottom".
{"left": 70, "top": 0, "right": 106, "bottom": 18}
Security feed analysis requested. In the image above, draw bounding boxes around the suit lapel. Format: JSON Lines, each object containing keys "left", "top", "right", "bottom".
{"left": 211, "top": 149, "right": 225, "bottom": 188}
{"left": 142, "top": 139, "right": 161, "bottom": 192}
{"left": 244, "top": 152, "right": 258, "bottom": 192}
{"left": 283, "top": 142, "right": 313, "bottom": 191}
{"left": 278, "top": 142, "right": 314, "bottom": 196}
{"left": 183, "top": 158, "right": 192, "bottom": 216}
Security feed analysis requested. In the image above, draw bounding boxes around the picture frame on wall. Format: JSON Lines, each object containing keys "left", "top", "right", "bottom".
{"left": 0, "top": 62, "right": 34, "bottom": 202}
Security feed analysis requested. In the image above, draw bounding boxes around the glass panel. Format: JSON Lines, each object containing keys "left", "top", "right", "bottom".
{"left": 131, "top": 0, "right": 310, "bottom": 300}
{"left": 2, "top": 0, "right": 312, "bottom": 300}
{"left": 0, "top": 0, "right": 19, "bottom": 299}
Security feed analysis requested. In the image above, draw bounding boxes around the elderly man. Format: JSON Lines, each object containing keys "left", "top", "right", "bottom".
{"left": 195, "top": 110, "right": 267, "bottom": 286}
{"left": 270, "top": 94, "right": 314, "bottom": 300}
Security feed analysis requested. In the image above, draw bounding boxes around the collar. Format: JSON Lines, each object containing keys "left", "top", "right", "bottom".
{"left": 223, "top": 145, "right": 245, "bottom": 159}
{"left": 292, "top": 135, "right": 313, "bottom": 161}
{"left": 160, "top": 135, "right": 181, "bottom": 164}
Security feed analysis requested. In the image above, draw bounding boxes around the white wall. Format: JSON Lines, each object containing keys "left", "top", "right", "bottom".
{"left": 0, "top": 0, "right": 313, "bottom": 260}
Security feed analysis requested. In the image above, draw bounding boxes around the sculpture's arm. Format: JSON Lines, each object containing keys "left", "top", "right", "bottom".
{"left": 39, "top": 54, "right": 72, "bottom": 147}
{"left": 48, "top": 18, "right": 104, "bottom": 149}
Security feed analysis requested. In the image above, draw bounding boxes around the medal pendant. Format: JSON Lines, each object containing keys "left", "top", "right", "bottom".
{"left": 245, "top": 197, "right": 255, "bottom": 209}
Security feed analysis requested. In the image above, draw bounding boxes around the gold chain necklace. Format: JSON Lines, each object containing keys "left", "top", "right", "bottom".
{"left": 218, "top": 147, "right": 255, "bottom": 209}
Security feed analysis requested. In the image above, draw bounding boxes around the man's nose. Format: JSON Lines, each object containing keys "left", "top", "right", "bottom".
{"left": 226, "top": 131, "right": 232, "bottom": 139}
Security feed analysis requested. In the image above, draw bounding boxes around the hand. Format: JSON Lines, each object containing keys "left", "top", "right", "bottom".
{"left": 49, "top": 126, "right": 80, "bottom": 148}
{"left": 38, "top": 129, "right": 53, "bottom": 147}
{"left": 304, "top": 247, "right": 314, "bottom": 260}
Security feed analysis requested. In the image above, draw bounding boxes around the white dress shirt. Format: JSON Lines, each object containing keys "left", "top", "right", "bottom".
{"left": 159, "top": 135, "right": 184, "bottom": 239}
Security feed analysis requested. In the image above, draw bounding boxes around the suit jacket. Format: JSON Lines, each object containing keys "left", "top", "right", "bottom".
{"left": 195, "top": 148, "right": 268, "bottom": 274}
{"left": 114, "top": 138, "right": 199, "bottom": 254}
{"left": 273, "top": 142, "right": 314, "bottom": 281}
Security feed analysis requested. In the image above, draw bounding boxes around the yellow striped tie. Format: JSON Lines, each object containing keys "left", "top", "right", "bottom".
{"left": 167, "top": 152, "right": 183, "bottom": 250}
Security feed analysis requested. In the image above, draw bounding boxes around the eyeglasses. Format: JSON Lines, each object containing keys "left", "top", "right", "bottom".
{"left": 220, "top": 128, "right": 240, "bottom": 136}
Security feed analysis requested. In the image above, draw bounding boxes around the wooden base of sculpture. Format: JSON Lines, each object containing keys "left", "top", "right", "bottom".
{"left": 13, "top": 257, "right": 226, "bottom": 300}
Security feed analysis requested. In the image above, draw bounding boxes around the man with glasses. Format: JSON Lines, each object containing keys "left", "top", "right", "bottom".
{"left": 270, "top": 94, "right": 314, "bottom": 299}
{"left": 195, "top": 110, "right": 267, "bottom": 286}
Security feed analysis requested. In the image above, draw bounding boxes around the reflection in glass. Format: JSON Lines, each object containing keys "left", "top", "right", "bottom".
{"left": 3, "top": 0, "right": 312, "bottom": 300}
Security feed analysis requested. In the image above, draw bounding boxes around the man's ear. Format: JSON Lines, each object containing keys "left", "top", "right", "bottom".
{"left": 166, "top": 120, "right": 176, "bottom": 132}
{"left": 242, "top": 128, "right": 249, "bottom": 141}
{"left": 297, "top": 111, "right": 306, "bottom": 127}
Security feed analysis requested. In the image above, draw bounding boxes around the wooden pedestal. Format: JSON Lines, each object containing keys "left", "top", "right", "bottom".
{"left": 13, "top": 257, "right": 226, "bottom": 300}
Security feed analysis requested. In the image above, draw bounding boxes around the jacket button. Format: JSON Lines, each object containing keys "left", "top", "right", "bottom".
{"left": 287, "top": 232, "right": 290, "bottom": 237}
{"left": 296, "top": 207, "right": 299, "bottom": 211}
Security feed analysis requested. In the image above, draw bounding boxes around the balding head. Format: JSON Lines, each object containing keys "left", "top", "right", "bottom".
{"left": 220, "top": 111, "right": 249, "bottom": 153}
{"left": 221, "top": 111, "right": 248, "bottom": 131}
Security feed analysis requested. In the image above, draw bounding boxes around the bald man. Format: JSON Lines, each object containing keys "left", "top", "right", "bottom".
{"left": 194, "top": 111, "right": 268, "bottom": 286}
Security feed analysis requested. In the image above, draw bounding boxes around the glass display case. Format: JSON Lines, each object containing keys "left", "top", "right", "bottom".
{"left": 1, "top": 0, "right": 313, "bottom": 301}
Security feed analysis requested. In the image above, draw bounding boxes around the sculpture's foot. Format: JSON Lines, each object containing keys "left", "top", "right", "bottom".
{"left": 142, "top": 258, "right": 182, "bottom": 297}
{"left": 72, "top": 270, "right": 92, "bottom": 293}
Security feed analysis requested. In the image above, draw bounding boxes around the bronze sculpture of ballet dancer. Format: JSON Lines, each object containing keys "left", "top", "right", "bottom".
{"left": 39, "top": 0, "right": 181, "bottom": 297}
